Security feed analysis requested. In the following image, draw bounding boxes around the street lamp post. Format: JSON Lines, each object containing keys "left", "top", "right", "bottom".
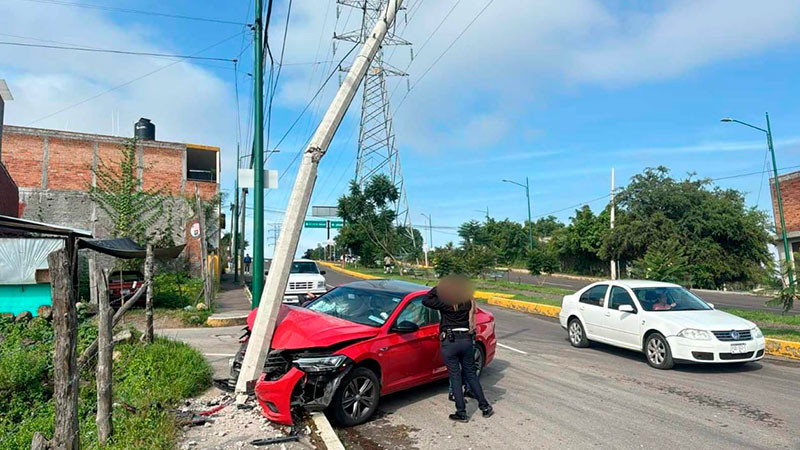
{"left": 503, "top": 177, "right": 533, "bottom": 250}
{"left": 722, "top": 113, "right": 794, "bottom": 290}
{"left": 420, "top": 213, "right": 433, "bottom": 267}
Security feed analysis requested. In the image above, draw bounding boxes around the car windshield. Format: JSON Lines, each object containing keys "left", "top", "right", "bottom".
{"left": 290, "top": 262, "right": 319, "bottom": 274}
{"left": 306, "top": 287, "right": 404, "bottom": 327}
{"left": 633, "top": 287, "right": 712, "bottom": 312}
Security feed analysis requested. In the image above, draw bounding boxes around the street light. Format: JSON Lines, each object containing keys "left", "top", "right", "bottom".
{"left": 420, "top": 213, "right": 433, "bottom": 267}
{"left": 502, "top": 177, "right": 533, "bottom": 250}
{"left": 722, "top": 113, "right": 794, "bottom": 290}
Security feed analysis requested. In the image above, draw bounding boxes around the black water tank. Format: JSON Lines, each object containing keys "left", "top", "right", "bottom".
{"left": 134, "top": 118, "right": 155, "bottom": 141}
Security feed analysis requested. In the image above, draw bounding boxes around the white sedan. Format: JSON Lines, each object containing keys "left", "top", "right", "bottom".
{"left": 559, "top": 280, "right": 766, "bottom": 369}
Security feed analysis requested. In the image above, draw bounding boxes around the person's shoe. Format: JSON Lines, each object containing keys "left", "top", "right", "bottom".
{"left": 449, "top": 412, "right": 469, "bottom": 423}
{"left": 481, "top": 407, "right": 494, "bottom": 418}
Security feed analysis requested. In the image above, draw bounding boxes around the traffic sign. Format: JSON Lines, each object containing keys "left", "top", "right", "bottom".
{"left": 330, "top": 220, "right": 344, "bottom": 229}
{"left": 304, "top": 220, "right": 327, "bottom": 228}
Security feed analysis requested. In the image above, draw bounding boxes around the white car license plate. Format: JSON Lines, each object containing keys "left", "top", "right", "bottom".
{"left": 730, "top": 343, "right": 747, "bottom": 354}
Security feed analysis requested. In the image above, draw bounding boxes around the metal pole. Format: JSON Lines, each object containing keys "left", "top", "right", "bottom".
{"left": 610, "top": 168, "right": 616, "bottom": 280}
{"left": 429, "top": 214, "right": 433, "bottom": 250}
{"left": 240, "top": 188, "right": 247, "bottom": 285}
{"left": 236, "top": 0, "right": 405, "bottom": 400}
{"left": 233, "top": 151, "right": 240, "bottom": 283}
{"left": 767, "top": 113, "right": 795, "bottom": 289}
{"left": 251, "top": 0, "right": 265, "bottom": 307}
{"left": 526, "top": 176, "right": 533, "bottom": 250}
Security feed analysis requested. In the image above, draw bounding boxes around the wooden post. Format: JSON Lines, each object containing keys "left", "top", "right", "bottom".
{"left": 49, "top": 247, "right": 79, "bottom": 450}
{"left": 144, "top": 243, "right": 154, "bottom": 343}
{"left": 96, "top": 269, "right": 112, "bottom": 445}
{"left": 196, "top": 187, "right": 212, "bottom": 308}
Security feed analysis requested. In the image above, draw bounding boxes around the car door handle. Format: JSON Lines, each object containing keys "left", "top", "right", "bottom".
{"left": 379, "top": 347, "right": 389, "bottom": 352}
{"left": 604, "top": 312, "right": 610, "bottom": 317}
{"left": 579, "top": 306, "right": 585, "bottom": 311}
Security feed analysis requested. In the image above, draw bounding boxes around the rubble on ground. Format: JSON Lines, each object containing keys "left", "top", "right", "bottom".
{"left": 178, "top": 387, "right": 318, "bottom": 450}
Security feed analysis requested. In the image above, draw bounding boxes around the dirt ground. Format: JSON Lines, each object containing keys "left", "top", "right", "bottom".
{"left": 116, "top": 309, "right": 195, "bottom": 330}
{"left": 177, "top": 387, "right": 320, "bottom": 450}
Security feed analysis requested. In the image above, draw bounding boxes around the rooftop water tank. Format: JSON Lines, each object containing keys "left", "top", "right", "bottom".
{"left": 134, "top": 118, "right": 155, "bottom": 141}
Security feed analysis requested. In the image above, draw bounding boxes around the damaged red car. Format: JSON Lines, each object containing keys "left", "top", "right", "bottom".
{"left": 231, "top": 279, "right": 496, "bottom": 426}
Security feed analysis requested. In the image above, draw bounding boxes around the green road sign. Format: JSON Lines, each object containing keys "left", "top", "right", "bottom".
{"left": 304, "top": 220, "right": 327, "bottom": 228}
{"left": 330, "top": 220, "right": 344, "bottom": 229}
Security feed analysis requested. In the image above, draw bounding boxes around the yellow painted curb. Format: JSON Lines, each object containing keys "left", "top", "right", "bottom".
{"left": 317, "top": 261, "right": 380, "bottom": 280}
{"left": 765, "top": 338, "right": 800, "bottom": 360}
{"left": 475, "top": 291, "right": 514, "bottom": 300}
{"left": 206, "top": 315, "right": 248, "bottom": 327}
{"left": 486, "top": 297, "right": 561, "bottom": 318}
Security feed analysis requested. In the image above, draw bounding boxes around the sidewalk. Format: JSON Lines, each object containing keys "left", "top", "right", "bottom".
{"left": 206, "top": 274, "right": 251, "bottom": 327}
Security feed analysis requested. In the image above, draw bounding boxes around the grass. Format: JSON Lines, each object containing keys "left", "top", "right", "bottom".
{"left": 0, "top": 316, "right": 211, "bottom": 449}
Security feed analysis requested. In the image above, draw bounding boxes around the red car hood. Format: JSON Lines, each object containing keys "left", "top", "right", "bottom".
{"left": 247, "top": 305, "right": 379, "bottom": 350}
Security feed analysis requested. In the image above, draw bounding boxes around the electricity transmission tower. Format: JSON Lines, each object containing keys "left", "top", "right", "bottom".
{"left": 334, "top": 0, "right": 416, "bottom": 252}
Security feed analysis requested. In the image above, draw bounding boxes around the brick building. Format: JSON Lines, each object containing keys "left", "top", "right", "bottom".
{"left": 0, "top": 122, "right": 221, "bottom": 273}
{"left": 770, "top": 170, "right": 800, "bottom": 267}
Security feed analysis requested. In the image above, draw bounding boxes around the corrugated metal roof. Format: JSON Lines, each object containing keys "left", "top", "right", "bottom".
{"left": 0, "top": 215, "right": 91, "bottom": 238}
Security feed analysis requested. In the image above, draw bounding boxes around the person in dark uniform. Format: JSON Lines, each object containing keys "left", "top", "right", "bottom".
{"left": 423, "top": 275, "right": 493, "bottom": 422}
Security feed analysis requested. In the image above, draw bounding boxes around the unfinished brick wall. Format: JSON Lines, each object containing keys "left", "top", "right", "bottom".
{"left": 141, "top": 144, "right": 183, "bottom": 196}
{"left": 47, "top": 137, "right": 94, "bottom": 191}
{"left": 771, "top": 171, "right": 800, "bottom": 234}
{"left": 1, "top": 131, "right": 43, "bottom": 188}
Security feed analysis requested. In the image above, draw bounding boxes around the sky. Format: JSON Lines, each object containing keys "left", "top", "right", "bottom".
{"left": 2, "top": 0, "right": 800, "bottom": 257}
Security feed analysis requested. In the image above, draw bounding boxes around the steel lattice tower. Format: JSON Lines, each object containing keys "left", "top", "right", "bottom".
{"left": 335, "top": 0, "right": 415, "bottom": 250}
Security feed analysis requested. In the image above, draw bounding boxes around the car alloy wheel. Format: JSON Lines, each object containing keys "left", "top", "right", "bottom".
{"left": 340, "top": 375, "right": 377, "bottom": 422}
{"left": 568, "top": 319, "right": 588, "bottom": 347}
{"left": 645, "top": 333, "right": 674, "bottom": 369}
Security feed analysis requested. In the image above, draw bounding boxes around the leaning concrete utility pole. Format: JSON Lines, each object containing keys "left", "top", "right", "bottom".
{"left": 236, "top": 0, "right": 405, "bottom": 399}
{"left": 610, "top": 167, "right": 616, "bottom": 280}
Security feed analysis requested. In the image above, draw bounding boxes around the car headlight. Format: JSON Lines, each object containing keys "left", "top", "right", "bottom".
{"left": 293, "top": 355, "right": 347, "bottom": 373}
{"left": 677, "top": 328, "right": 712, "bottom": 340}
{"left": 317, "top": 281, "right": 326, "bottom": 288}
{"left": 751, "top": 327, "right": 763, "bottom": 338}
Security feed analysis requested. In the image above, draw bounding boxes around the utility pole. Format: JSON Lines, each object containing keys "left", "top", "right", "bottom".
{"left": 610, "top": 167, "right": 616, "bottom": 280}
{"left": 236, "top": 0, "right": 405, "bottom": 401}
{"left": 233, "top": 145, "right": 240, "bottom": 283}
{"left": 251, "top": 0, "right": 266, "bottom": 306}
{"left": 239, "top": 188, "right": 248, "bottom": 285}
{"left": 421, "top": 213, "right": 432, "bottom": 266}
{"left": 503, "top": 177, "right": 533, "bottom": 250}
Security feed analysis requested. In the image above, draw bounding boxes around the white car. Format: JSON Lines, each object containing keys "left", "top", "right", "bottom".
{"left": 559, "top": 280, "right": 766, "bottom": 369}
{"left": 266, "top": 259, "right": 328, "bottom": 304}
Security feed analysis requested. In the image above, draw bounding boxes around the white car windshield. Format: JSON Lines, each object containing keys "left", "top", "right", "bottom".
{"left": 633, "top": 287, "right": 712, "bottom": 312}
{"left": 290, "top": 262, "right": 319, "bottom": 274}
{"left": 306, "top": 287, "right": 403, "bottom": 327}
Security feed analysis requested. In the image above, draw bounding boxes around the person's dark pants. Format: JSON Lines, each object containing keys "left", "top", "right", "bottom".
{"left": 441, "top": 334, "right": 489, "bottom": 414}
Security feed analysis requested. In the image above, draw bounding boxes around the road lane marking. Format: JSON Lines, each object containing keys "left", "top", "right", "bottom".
{"left": 497, "top": 342, "right": 528, "bottom": 355}
{"left": 204, "top": 353, "right": 236, "bottom": 357}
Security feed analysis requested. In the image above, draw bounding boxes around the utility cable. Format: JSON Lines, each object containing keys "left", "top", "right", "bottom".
{"left": 26, "top": 30, "right": 245, "bottom": 126}
{"left": 13, "top": 0, "right": 247, "bottom": 25}
{"left": 0, "top": 41, "right": 237, "bottom": 62}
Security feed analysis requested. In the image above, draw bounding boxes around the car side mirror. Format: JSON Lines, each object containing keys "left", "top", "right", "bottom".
{"left": 393, "top": 320, "right": 419, "bottom": 333}
{"left": 320, "top": 270, "right": 326, "bottom": 275}
{"left": 707, "top": 302, "right": 714, "bottom": 309}
{"left": 618, "top": 304, "right": 636, "bottom": 313}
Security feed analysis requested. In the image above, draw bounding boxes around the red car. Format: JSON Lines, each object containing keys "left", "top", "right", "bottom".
{"left": 232, "top": 279, "right": 496, "bottom": 426}
{"left": 108, "top": 270, "right": 144, "bottom": 307}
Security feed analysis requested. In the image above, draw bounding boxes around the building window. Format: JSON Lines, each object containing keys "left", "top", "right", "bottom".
{"left": 186, "top": 146, "right": 217, "bottom": 182}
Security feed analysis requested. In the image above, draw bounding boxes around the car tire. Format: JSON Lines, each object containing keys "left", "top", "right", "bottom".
{"left": 568, "top": 318, "right": 589, "bottom": 348}
{"left": 474, "top": 343, "right": 486, "bottom": 377}
{"left": 645, "top": 333, "right": 674, "bottom": 370}
{"left": 329, "top": 366, "right": 380, "bottom": 427}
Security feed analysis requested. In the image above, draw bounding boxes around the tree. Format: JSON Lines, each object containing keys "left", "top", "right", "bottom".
{"left": 88, "top": 138, "right": 166, "bottom": 244}
{"left": 550, "top": 206, "right": 609, "bottom": 275}
{"left": 336, "top": 175, "right": 422, "bottom": 266}
{"left": 605, "top": 167, "right": 772, "bottom": 289}
{"left": 630, "top": 239, "right": 689, "bottom": 284}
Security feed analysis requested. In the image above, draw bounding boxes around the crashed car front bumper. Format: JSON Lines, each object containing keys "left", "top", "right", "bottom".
{"left": 254, "top": 358, "right": 353, "bottom": 425}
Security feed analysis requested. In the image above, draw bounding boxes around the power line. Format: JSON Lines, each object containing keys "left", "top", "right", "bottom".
{"left": 393, "top": 0, "right": 494, "bottom": 114}
{"left": 0, "top": 41, "right": 237, "bottom": 62}
{"left": 265, "top": 0, "right": 293, "bottom": 165}
{"left": 13, "top": 0, "right": 247, "bottom": 25}
{"left": 25, "top": 30, "right": 246, "bottom": 126}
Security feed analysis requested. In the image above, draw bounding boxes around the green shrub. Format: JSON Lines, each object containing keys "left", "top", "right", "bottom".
{"left": 153, "top": 272, "right": 203, "bottom": 308}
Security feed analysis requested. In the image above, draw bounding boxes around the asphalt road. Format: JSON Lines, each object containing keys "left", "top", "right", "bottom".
{"left": 325, "top": 269, "right": 800, "bottom": 450}
{"left": 502, "top": 271, "right": 798, "bottom": 315}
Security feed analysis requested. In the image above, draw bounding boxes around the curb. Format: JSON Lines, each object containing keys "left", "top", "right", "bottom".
{"left": 310, "top": 412, "right": 345, "bottom": 450}
{"left": 486, "top": 297, "right": 561, "bottom": 318}
{"left": 206, "top": 313, "right": 248, "bottom": 327}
